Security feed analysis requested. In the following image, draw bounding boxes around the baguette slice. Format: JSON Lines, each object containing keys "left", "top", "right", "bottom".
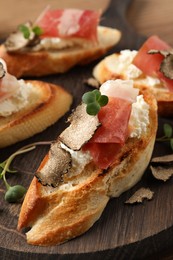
{"left": 17, "top": 87, "right": 158, "bottom": 246}
{"left": 93, "top": 52, "right": 173, "bottom": 116}
{"left": 0, "top": 81, "right": 72, "bottom": 148}
{"left": 0, "top": 26, "right": 121, "bottom": 78}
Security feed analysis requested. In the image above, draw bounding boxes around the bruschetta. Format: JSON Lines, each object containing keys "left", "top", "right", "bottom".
{"left": 17, "top": 79, "right": 158, "bottom": 246}
{"left": 0, "top": 58, "right": 72, "bottom": 148}
{"left": 93, "top": 35, "right": 173, "bottom": 116}
{"left": 0, "top": 8, "right": 121, "bottom": 78}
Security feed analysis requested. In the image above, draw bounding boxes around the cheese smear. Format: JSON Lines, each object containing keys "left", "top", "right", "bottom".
{"left": 105, "top": 50, "right": 161, "bottom": 88}
{"left": 0, "top": 80, "right": 35, "bottom": 117}
{"left": 32, "top": 37, "right": 94, "bottom": 51}
{"left": 129, "top": 95, "right": 150, "bottom": 138}
{"left": 60, "top": 142, "right": 92, "bottom": 177}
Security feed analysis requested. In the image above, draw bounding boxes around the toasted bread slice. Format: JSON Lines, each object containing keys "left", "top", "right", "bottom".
{"left": 0, "top": 81, "right": 72, "bottom": 148}
{"left": 93, "top": 52, "right": 173, "bottom": 117}
{"left": 0, "top": 26, "right": 121, "bottom": 78}
{"left": 17, "top": 87, "right": 157, "bottom": 246}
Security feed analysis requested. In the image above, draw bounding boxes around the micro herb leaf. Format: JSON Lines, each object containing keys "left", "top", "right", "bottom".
{"left": 93, "top": 89, "right": 101, "bottom": 100}
{"left": 170, "top": 139, "right": 173, "bottom": 150}
{"left": 98, "top": 95, "right": 109, "bottom": 107}
{"left": 32, "top": 26, "right": 43, "bottom": 36}
{"left": 0, "top": 141, "right": 52, "bottom": 203}
{"left": 82, "top": 92, "right": 95, "bottom": 104}
{"left": 19, "top": 24, "right": 30, "bottom": 39}
{"left": 156, "top": 123, "right": 173, "bottom": 150}
{"left": 82, "top": 90, "right": 108, "bottom": 116}
{"left": 163, "top": 123, "right": 172, "bottom": 138}
{"left": 5, "top": 185, "right": 26, "bottom": 203}
{"left": 19, "top": 24, "right": 43, "bottom": 40}
{"left": 86, "top": 102, "right": 100, "bottom": 116}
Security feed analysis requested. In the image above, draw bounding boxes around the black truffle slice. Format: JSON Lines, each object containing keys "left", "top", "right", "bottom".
{"left": 125, "top": 188, "right": 154, "bottom": 204}
{"left": 151, "top": 154, "right": 173, "bottom": 163}
{"left": 35, "top": 141, "right": 71, "bottom": 187}
{"left": 148, "top": 49, "right": 173, "bottom": 79}
{"left": 160, "top": 54, "right": 173, "bottom": 79}
{"left": 0, "top": 62, "right": 6, "bottom": 78}
{"left": 150, "top": 154, "right": 173, "bottom": 181}
{"left": 150, "top": 166, "right": 173, "bottom": 182}
{"left": 59, "top": 103, "right": 100, "bottom": 151}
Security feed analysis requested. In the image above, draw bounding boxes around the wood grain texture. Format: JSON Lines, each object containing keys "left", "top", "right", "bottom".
{"left": 0, "top": 0, "right": 110, "bottom": 38}
{"left": 127, "top": 0, "right": 173, "bottom": 46}
{"left": 0, "top": 0, "right": 173, "bottom": 259}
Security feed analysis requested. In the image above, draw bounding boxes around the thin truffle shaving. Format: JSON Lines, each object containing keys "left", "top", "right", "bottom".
{"left": 59, "top": 103, "right": 100, "bottom": 150}
{"left": 150, "top": 154, "right": 173, "bottom": 181}
{"left": 125, "top": 188, "right": 154, "bottom": 204}
{"left": 148, "top": 49, "right": 173, "bottom": 79}
{"left": 35, "top": 141, "right": 71, "bottom": 187}
{"left": 0, "top": 62, "right": 6, "bottom": 78}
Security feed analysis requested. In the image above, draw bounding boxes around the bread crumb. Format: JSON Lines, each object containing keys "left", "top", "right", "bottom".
{"left": 83, "top": 77, "right": 100, "bottom": 88}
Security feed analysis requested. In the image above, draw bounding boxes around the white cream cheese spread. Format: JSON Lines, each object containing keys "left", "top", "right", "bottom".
{"left": 31, "top": 37, "right": 94, "bottom": 51}
{"left": 0, "top": 80, "right": 35, "bottom": 117}
{"left": 60, "top": 142, "right": 92, "bottom": 176}
{"left": 129, "top": 94, "right": 150, "bottom": 138}
{"left": 104, "top": 50, "right": 161, "bottom": 88}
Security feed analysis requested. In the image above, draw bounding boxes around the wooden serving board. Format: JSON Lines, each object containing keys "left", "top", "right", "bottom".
{"left": 1, "top": 0, "right": 173, "bottom": 259}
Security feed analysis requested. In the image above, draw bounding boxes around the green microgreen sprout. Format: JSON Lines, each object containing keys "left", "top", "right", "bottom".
{"left": 19, "top": 24, "right": 43, "bottom": 39}
{"left": 156, "top": 123, "right": 173, "bottom": 150}
{"left": 19, "top": 24, "right": 31, "bottom": 39}
{"left": 82, "top": 89, "right": 108, "bottom": 116}
{"left": 0, "top": 141, "right": 52, "bottom": 203}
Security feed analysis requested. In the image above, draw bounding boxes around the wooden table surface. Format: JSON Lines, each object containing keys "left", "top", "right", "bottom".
{"left": 0, "top": 0, "right": 173, "bottom": 46}
{"left": 0, "top": 1, "right": 173, "bottom": 260}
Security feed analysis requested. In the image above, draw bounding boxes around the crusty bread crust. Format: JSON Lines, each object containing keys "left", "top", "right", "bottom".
{"left": 0, "top": 81, "right": 72, "bottom": 148}
{"left": 17, "top": 88, "right": 157, "bottom": 246}
{"left": 0, "top": 26, "right": 121, "bottom": 78}
{"left": 93, "top": 53, "right": 173, "bottom": 117}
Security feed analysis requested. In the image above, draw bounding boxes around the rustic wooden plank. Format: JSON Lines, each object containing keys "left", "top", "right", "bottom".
{"left": 1, "top": 0, "right": 173, "bottom": 259}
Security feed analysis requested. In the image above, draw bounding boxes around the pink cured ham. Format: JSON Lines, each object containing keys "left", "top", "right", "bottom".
{"left": 90, "top": 97, "right": 132, "bottom": 144}
{"left": 83, "top": 96, "right": 132, "bottom": 169}
{"left": 35, "top": 8, "right": 100, "bottom": 42}
{"left": 133, "top": 35, "right": 173, "bottom": 92}
{"left": 83, "top": 142, "right": 122, "bottom": 170}
{"left": 133, "top": 35, "right": 171, "bottom": 77}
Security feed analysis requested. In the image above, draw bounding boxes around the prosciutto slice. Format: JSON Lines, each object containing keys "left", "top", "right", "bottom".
{"left": 83, "top": 80, "right": 139, "bottom": 169}
{"left": 35, "top": 8, "right": 100, "bottom": 42}
{"left": 133, "top": 35, "right": 173, "bottom": 92}
{"left": 90, "top": 97, "right": 131, "bottom": 144}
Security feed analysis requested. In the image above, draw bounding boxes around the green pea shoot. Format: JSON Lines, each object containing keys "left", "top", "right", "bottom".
{"left": 19, "top": 24, "right": 43, "bottom": 39}
{"left": 156, "top": 123, "right": 173, "bottom": 150}
{"left": 0, "top": 141, "right": 52, "bottom": 203}
{"left": 82, "top": 89, "right": 108, "bottom": 115}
